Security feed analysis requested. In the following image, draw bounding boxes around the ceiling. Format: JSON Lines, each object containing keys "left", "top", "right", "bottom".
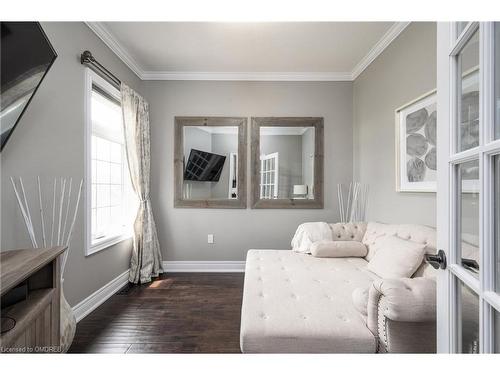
{"left": 88, "top": 22, "right": 410, "bottom": 81}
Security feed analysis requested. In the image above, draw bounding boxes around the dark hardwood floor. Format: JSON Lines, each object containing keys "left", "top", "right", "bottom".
{"left": 69, "top": 273, "right": 244, "bottom": 353}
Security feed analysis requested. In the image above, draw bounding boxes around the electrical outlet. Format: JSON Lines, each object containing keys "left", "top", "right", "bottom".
{"left": 207, "top": 234, "right": 214, "bottom": 244}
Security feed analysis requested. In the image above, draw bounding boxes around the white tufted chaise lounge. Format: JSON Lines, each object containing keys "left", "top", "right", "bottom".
{"left": 240, "top": 222, "right": 447, "bottom": 353}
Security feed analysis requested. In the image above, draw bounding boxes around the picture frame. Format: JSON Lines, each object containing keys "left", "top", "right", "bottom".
{"left": 395, "top": 89, "right": 437, "bottom": 192}
{"left": 395, "top": 67, "right": 479, "bottom": 193}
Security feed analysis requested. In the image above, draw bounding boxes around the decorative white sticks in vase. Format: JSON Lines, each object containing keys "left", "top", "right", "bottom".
{"left": 337, "top": 182, "right": 369, "bottom": 223}
{"left": 10, "top": 176, "right": 83, "bottom": 278}
{"left": 10, "top": 176, "right": 83, "bottom": 352}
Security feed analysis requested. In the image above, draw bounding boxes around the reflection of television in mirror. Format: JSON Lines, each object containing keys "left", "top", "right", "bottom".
{"left": 1, "top": 22, "right": 57, "bottom": 151}
{"left": 184, "top": 149, "right": 226, "bottom": 182}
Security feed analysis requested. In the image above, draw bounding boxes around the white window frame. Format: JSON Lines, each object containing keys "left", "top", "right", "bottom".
{"left": 84, "top": 68, "right": 132, "bottom": 256}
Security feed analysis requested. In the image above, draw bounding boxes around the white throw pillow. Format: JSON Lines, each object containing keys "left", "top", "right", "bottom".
{"left": 291, "top": 222, "right": 333, "bottom": 253}
{"left": 367, "top": 235, "right": 426, "bottom": 278}
{"left": 310, "top": 240, "right": 367, "bottom": 258}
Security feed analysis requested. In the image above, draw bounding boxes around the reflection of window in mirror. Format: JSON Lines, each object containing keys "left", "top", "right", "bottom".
{"left": 259, "top": 126, "right": 315, "bottom": 200}
{"left": 174, "top": 117, "right": 247, "bottom": 209}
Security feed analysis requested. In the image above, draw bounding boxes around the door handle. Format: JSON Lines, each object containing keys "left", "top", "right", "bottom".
{"left": 425, "top": 249, "right": 447, "bottom": 270}
{"left": 461, "top": 258, "right": 479, "bottom": 273}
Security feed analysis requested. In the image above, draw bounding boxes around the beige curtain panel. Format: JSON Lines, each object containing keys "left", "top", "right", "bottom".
{"left": 121, "top": 83, "right": 163, "bottom": 283}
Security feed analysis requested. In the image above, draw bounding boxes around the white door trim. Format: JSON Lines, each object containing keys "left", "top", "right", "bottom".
{"left": 436, "top": 21, "right": 453, "bottom": 353}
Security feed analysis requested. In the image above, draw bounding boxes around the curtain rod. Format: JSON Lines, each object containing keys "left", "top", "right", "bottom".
{"left": 80, "top": 50, "right": 121, "bottom": 89}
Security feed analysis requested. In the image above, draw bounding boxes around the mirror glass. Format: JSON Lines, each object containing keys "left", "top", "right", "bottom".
{"left": 259, "top": 126, "right": 315, "bottom": 200}
{"left": 183, "top": 126, "right": 239, "bottom": 200}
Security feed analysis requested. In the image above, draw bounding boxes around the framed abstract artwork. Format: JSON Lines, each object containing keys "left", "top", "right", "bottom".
{"left": 395, "top": 90, "right": 437, "bottom": 192}
{"left": 396, "top": 68, "right": 479, "bottom": 193}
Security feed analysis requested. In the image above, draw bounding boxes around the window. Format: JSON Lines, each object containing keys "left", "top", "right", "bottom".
{"left": 495, "top": 155, "right": 500, "bottom": 293}
{"left": 456, "top": 22, "right": 469, "bottom": 39}
{"left": 85, "top": 69, "right": 135, "bottom": 255}
{"left": 457, "top": 29, "right": 480, "bottom": 153}
{"left": 457, "top": 279, "right": 480, "bottom": 353}
{"left": 495, "top": 23, "right": 500, "bottom": 139}
{"left": 457, "top": 159, "right": 480, "bottom": 279}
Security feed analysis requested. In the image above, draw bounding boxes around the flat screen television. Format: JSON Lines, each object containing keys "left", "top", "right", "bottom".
{"left": 1, "top": 22, "right": 57, "bottom": 151}
{"left": 184, "top": 149, "right": 226, "bottom": 182}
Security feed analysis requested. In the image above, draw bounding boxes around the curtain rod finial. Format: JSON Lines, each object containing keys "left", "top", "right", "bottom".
{"left": 80, "top": 50, "right": 94, "bottom": 64}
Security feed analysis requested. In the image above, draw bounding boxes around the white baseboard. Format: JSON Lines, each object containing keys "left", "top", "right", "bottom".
{"left": 162, "top": 261, "right": 245, "bottom": 273}
{"left": 72, "top": 269, "right": 129, "bottom": 323}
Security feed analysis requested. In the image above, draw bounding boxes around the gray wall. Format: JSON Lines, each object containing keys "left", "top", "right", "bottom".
{"left": 183, "top": 127, "right": 212, "bottom": 199}
{"left": 143, "top": 81, "right": 353, "bottom": 261}
{"left": 0, "top": 22, "right": 142, "bottom": 306}
{"left": 353, "top": 22, "right": 437, "bottom": 226}
{"left": 211, "top": 133, "right": 238, "bottom": 199}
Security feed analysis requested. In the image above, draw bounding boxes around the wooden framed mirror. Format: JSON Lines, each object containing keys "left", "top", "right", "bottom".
{"left": 251, "top": 117, "right": 324, "bottom": 209}
{"left": 174, "top": 117, "right": 247, "bottom": 208}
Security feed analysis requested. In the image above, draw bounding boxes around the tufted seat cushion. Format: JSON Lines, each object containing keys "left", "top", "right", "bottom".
{"left": 240, "top": 249, "right": 379, "bottom": 353}
{"left": 352, "top": 287, "right": 369, "bottom": 317}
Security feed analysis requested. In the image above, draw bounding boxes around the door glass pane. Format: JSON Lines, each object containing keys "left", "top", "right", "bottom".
{"left": 495, "top": 309, "right": 500, "bottom": 353}
{"left": 457, "top": 22, "right": 469, "bottom": 38}
{"left": 495, "top": 155, "right": 500, "bottom": 292}
{"left": 458, "top": 160, "right": 480, "bottom": 278}
{"left": 458, "top": 30, "right": 480, "bottom": 152}
{"left": 458, "top": 280, "right": 480, "bottom": 353}
{"left": 495, "top": 23, "right": 500, "bottom": 140}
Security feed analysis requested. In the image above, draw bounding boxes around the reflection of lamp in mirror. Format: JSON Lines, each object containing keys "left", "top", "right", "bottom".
{"left": 293, "top": 185, "right": 308, "bottom": 199}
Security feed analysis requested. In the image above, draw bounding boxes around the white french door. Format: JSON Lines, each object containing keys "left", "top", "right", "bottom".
{"left": 260, "top": 152, "right": 279, "bottom": 199}
{"left": 437, "top": 22, "right": 500, "bottom": 353}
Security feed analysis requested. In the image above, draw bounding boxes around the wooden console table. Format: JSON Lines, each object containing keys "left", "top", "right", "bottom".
{"left": 1, "top": 247, "right": 66, "bottom": 353}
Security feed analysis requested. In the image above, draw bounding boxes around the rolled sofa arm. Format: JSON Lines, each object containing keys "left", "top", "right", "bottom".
{"left": 366, "top": 277, "right": 436, "bottom": 353}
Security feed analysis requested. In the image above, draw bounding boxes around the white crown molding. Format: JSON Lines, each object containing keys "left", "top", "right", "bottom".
{"left": 351, "top": 22, "right": 411, "bottom": 80}
{"left": 163, "top": 261, "right": 245, "bottom": 273}
{"left": 72, "top": 269, "right": 129, "bottom": 322}
{"left": 86, "top": 22, "right": 410, "bottom": 82}
{"left": 85, "top": 22, "right": 144, "bottom": 79}
{"left": 141, "top": 71, "right": 353, "bottom": 81}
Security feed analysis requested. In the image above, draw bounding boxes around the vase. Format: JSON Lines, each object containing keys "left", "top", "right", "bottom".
{"left": 60, "top": 286, "right": 76, "bottom": 352}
